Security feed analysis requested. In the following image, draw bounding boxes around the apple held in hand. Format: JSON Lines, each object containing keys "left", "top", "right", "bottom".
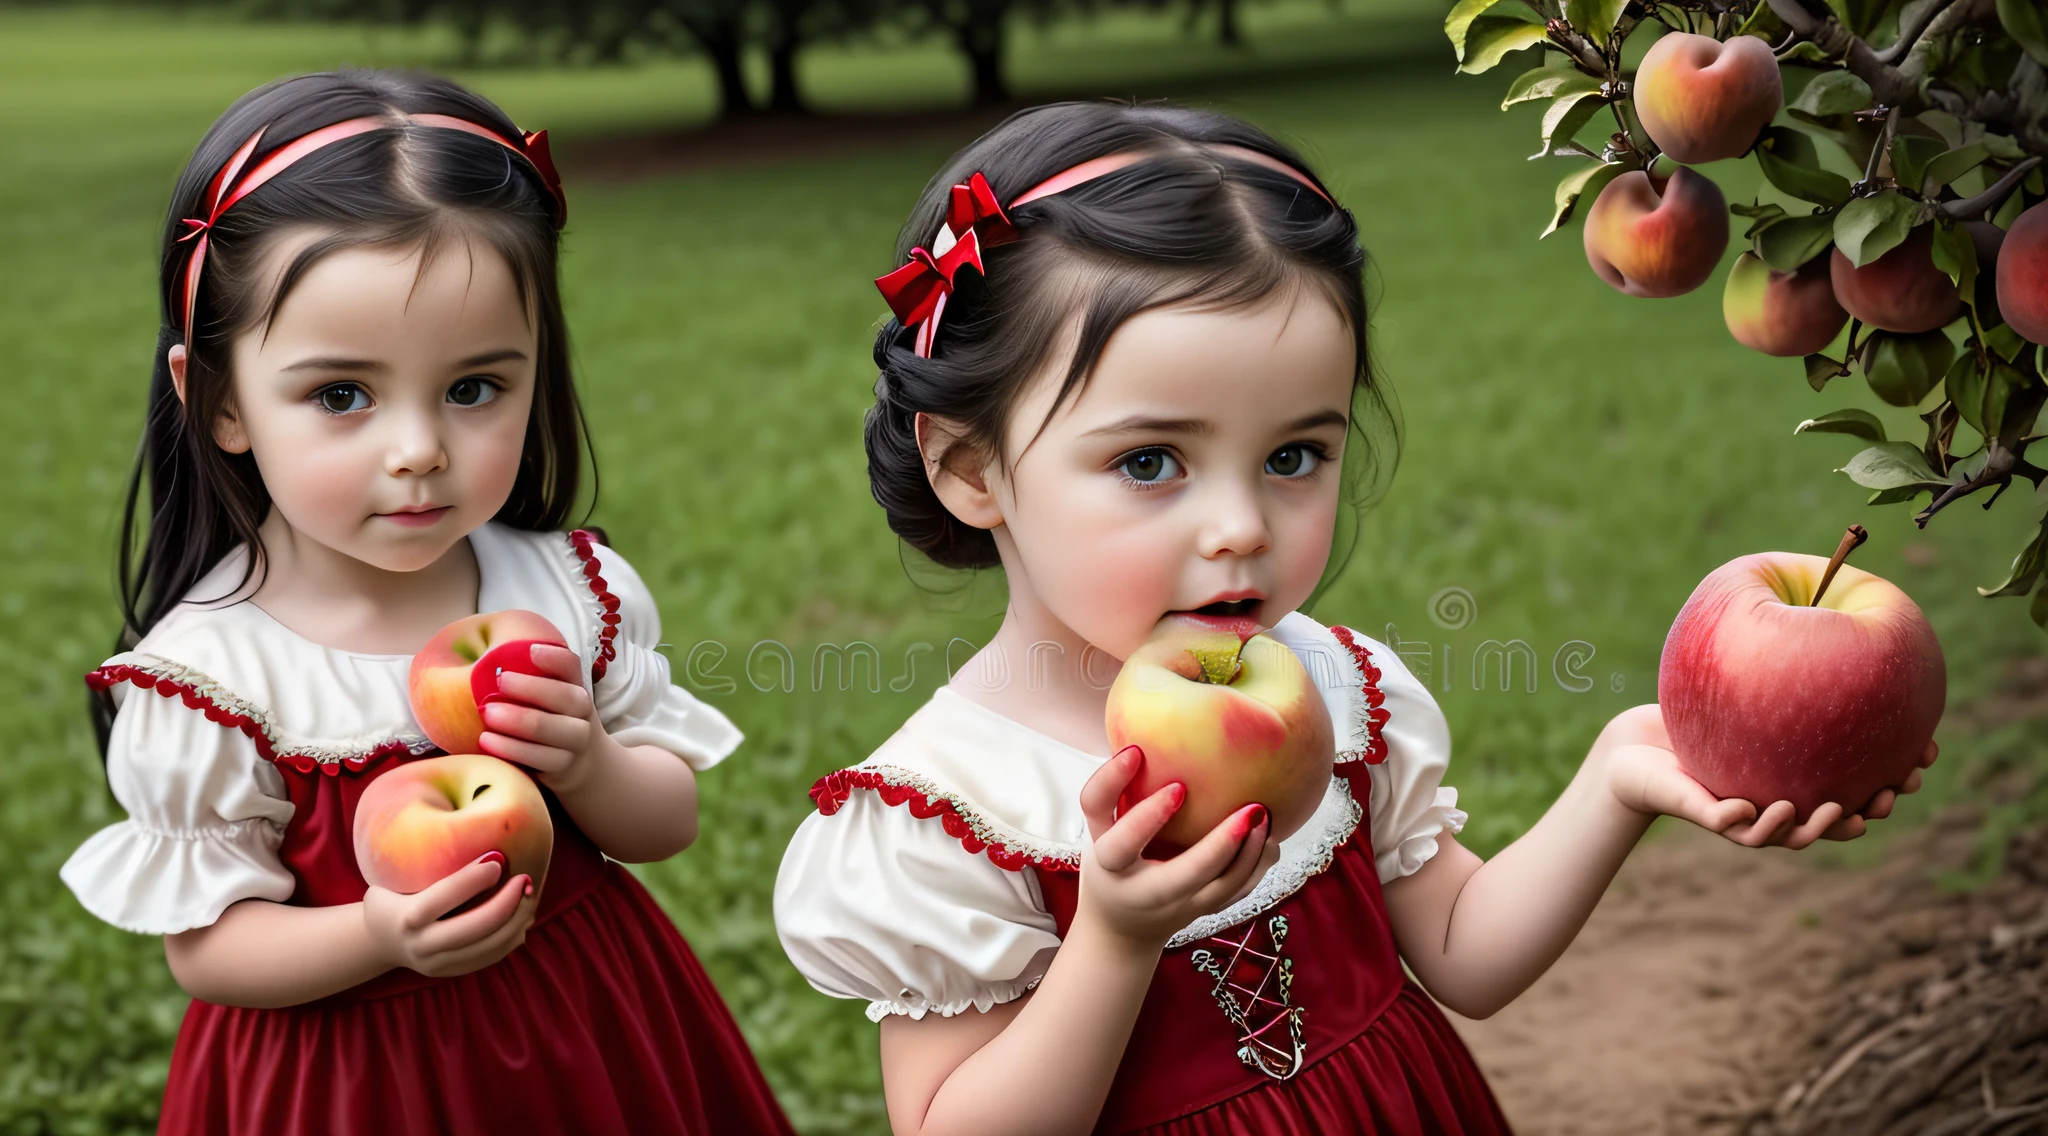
{"left": 1104, "top": 616, "right": 1335, "bottom": 849}
{"left": 353, "top": 753, "right": 554, "bottom": 900}
{"left": 1659, "top": 528, "right": 1945, "bottom": 823}
{"left": 409, "top": 609, "right": 568, "bottom": 755}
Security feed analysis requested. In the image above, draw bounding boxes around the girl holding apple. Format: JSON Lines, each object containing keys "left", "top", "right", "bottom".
{"left": 773, "top": 101, "right": 1937, "bottom": 1135}
{"left": 61, "top": 71, "right": 792, "bottom": 1134}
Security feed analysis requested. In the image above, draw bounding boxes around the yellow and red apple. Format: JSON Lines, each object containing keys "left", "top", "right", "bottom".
{"left": 1830, "top": 225, "right": 1963, "bottom": 333}
{"left": 1584, "top": 168, "right": 1730, "bottom": 298}
{"left": 1104, "top": 616, "right": 1335, "bottom": 849}
{"left": 1658, "top": 552, "right": 1945, "bottom": 822}
{"left": 1633, "top": 32, "right": 1783, "bottom": 165}
{"left": 352, "top": 753, "right": 554, "bottom": 902}
{"left": 408, "top": 609, "right": 568, "bottom": 755}
{"left": 1723, "top": 252, "right": 1849, "bottom": 356}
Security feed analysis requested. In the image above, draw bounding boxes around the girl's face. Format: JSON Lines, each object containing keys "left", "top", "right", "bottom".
{"left": 207, "top": 235, "right": 538, "bottom": 573}
{"left": 972, "top": 288, "right": 1357, "bottom": 661}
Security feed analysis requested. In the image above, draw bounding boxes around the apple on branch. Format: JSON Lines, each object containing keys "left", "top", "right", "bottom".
{"left": 352, "top": 753, "right": 554, "bottom": 908}
{"left": 1659, "top": 527, "right": 1946, "bottom": 823}
{"left": 409, "top": 609, "right": 569, "bottom": 755}
{"left": 1104, "top": 614, "right": 1334, "bottom": 850}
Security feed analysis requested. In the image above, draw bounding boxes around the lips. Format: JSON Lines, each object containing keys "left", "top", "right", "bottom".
{"left": 1170, "top": 594, "right": 1267, "bottom": 641}
{"left": 379, "top": 506, "right": 452, "bottom": 528}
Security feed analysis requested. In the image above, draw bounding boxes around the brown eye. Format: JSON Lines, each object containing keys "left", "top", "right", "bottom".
{"left": 1119, "top": 449, "right": 1181, "bottom": 484}
{"left": 317, "top": 384, "right": 370, "bottom": 414}
{"left": 448, "top": 377, "right": 497, "bottom": 407}
{"left": 1265, "top": 444, "right": 1319, "bottom": 478}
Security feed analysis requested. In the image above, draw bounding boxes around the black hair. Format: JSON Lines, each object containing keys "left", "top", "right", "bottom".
{"left": 865, "top": 100, "right": 1397, "bottom": 573}
{"left": 96, "top": 69, "right": 591, "bottom": 751}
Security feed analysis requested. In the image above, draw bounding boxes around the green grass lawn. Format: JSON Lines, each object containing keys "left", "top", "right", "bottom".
{"left": 4, "top": 5, "right": 2045, "bottom": 1132}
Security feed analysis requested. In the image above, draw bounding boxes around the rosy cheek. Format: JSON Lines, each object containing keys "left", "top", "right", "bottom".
{"left": 250, "top": 429, "right": 377, "bottom": 536}
{"left": 451, "top": 413, "right": 528, "bottom": 515}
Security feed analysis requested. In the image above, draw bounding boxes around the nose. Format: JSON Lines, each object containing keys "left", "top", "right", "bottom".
{"left": 383, "top": 404, "right": 449, "bottom": 479}
{"left": 1194, "top": 475, "right": 1272, "bottom": 560}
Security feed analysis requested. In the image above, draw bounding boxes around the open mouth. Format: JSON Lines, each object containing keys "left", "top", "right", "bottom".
{"left": 1193, "top": 598, "right": 1261, "bottom": 617}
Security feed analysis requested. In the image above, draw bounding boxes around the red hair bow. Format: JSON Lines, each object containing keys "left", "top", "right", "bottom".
{"left": 874, "top": 172, "right": 1016, "bottom": 358}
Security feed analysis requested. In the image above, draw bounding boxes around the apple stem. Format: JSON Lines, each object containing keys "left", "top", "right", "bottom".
{"left": 1812, "top": 525, "right": 1869, "bottom": 606}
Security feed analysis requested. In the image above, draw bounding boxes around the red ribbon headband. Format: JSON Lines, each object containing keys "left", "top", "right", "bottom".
{"left": 873, "top": 146, "right": 1333, "bottom": 359}
{"left": 174, "top": 114, "right": 567, "bottom": 345}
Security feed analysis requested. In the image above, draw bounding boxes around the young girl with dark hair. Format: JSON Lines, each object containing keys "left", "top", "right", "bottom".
{"left": 62, "top": 70, "right": 792, "bottom": 1134}
{"left": 774, "top": 101, "right": 1934, "bottom": 1134}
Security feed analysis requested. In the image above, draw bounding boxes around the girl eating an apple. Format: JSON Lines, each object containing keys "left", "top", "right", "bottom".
{"left": 773, "top": 102, "right": 1937, "bottom": 1135}
{"left": 60, "top": 71, "right": 792, "bottom": 1134}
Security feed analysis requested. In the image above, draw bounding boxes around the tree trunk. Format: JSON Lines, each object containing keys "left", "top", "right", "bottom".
{"left": 957, "top": 5, "right": 1009, "bottom": 106}
{"left": 1218, "top": 0, "right": 1242, "bottom": 47}
{"left": 768, "top": 37, "right": 805, "bottom": 113}
{"left": 702, "top": 28, "right": 756, "bottom": 119}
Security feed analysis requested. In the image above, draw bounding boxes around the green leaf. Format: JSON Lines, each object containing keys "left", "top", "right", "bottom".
{"left": 1987, "top": 321, "right": 2028, "bottom": 362}
{"left": 1861, "top": 330, "right": 1956, "bottom": 407}
{"left": 1795, "top": 408, "right": 1889, "bottom": 442}
{"left": 1446, "top": 0, "right": 1508, "bottom": 57}
{"left": 1459, "top": 15, "right": 1550, "bottom": 74}
{"left": 1531, "top": 92, "right": 1608, "bottom": 158}
{"left": 1998, "top": 0, "right": 2048, "bottom": 66}
{"left": 1983, "top": 133, "right": 2029, "bottom": 161}
{"left": 1868, "top": 484, "right": 1930, "bottom": 505}
{"left": 1921, "top": 142, "right": 1992, "bottom": 193}
{"left": 1889, "top": 134, "right": 1948, "bottom": 194}
{"left": 1755, "top": 127, "right": 1854, "bottom": 207}
{"left": 1778, "top": 41, "right": 1834, "bottom": 64}
{"left": 1788, "top": 70, "right": 1875, "bottom": 121}
{"left": 1504, "top": 65, "right": 1602, "bottom": 108}
{"left": 1930, "top": 221, "right": 1979, "bottom": 307}
{"left": 2031, "top": 581, "right": 2048, "bottom": 630}
{"left": 1837, "top": 441, "right": 1945, "bottom": 489}
{"left": 1756, "top": 211, "right": 1840, "bottom": 271}
{"left": 1950, "top": 354, "right": 1989, "bottom": 433}
{"left": 1542, "top": 161, "right": 1624, "bottom": 237}
{"left": 1979, "top": 524, "right": 2048, "bottom": 597}
{"left": 1835, "top": 194, "right": 1922, "bottom": 267}
{"left": 1806, "top": 352, "right": 1853, "bottom": 390}
{"left": 1565, "top": 0, "right": 1627, "bottom": 47}
{"left": 1983, "top": 361, "right": 2027, "bottom": 440}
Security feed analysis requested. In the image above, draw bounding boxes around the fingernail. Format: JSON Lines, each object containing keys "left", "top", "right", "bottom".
{"left": 1164, "top": 782, "right": 1186, "bottom": 808}
{"left": 1227, "top": 805, "right": 1258, "bottom": 841}
{"left": 1248, "top": 804, "right": 1268, "bottom": 831}
{"left": 522, "top": 879, "right": 535, "bottom": 897}
{"left": 476, "top": 850, "right": 507, "bottom": 870}
{"left": 1115, "top": 744, "right": 1143, "bottom": 765}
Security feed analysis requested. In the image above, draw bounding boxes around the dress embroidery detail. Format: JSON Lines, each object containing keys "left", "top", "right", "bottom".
{"left": 808, "top": 765, "right": 1083, "bottom": 872}
{"left": 567, "top": 529, "right": 621, "bottom": 683}
{"left": 86, "top": 658, "right": 436, "bottom": 774}
{"left": 1328, "top": 624, "right": 1390, "bottom": 765}
{"left": 1189, "top": 914, "right": 1306, "bottom": 1081}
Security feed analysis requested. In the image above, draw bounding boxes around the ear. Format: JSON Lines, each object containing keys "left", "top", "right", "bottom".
{"left": 916, "top": 412, "right": 1003, "bottom": 531}
{"left": 167, "top": 344, "right": 189, "bottom": 406}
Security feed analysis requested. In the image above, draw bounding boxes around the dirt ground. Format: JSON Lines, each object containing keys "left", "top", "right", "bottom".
{"left": 1447, "top": 800, "right": 2046, "bottom": 1136}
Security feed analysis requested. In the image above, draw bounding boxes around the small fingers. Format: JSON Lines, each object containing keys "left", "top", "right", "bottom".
{"left": 1726, "top": 800, "right": 1797, "bottom": 847}
{"left": 1192, "top": 822, "right": 1276, "bottom": 912}
{"left": 1921, "top": 738, "right": 1940, "bottom": 769}
{"left": 404, "top": 853, "right": 506, "bottom": 928}
{"left": 1147, "top": 804, "right": 1265, "bottom": 898}
{"left": 481, "top": 700, "right": 592, "bottom": 751}
{"left": 1080, "top": 747, "right": 1144, "bottom": 844}
{"left": 413, "top": 873, "right": 534, "bottom": 957}
{"left": 1822, "top": 812, "right": 1869, "bottom": 842}
{"left": 414, "top": 887, "right": 540, "bottom": 974}
{"left": 478, "top": 732, "right": 576, "bottom": 775}
{"left": 1862, "top": 789, "right": 1898, "bottom": 821}
{"left": 1896, "top": 768, "right": 1925, "bottom": 796}
{"left": 1093, "top": 781, "right": 1184, "bottom": 872}
{"left": 1782, "top": 802, "right": 1845, "bottom": 850}
{"left": 528, "top": 643, "right": 588, "bottom": 685}
{"left": 490, "top": 669, "right": 594, "bottom": 720}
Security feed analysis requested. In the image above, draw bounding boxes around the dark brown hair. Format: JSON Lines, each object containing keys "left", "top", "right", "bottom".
{"left": 99, "top": 70, "right": 591, "bottom": 750}
{"left": 865, "top": 101, "right": 1396, "bottom": 571}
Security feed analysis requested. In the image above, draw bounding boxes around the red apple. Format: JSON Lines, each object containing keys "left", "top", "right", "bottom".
{"left": 1658, "top": 551, "right": 1944, "bottom": 822}
{"left": 1634, "top": 32, "right": 1783, "bottom": 165}
{"left": 1723, "top": 251, "right": 1850, "bottom": 356}
{"left": 352, "top": 753, "right": 553, "bottom": 901}
{"left": 1584, "top": 168, "right": 1730, "bottom": 298}
{"left": 409, "top": 610, "right": 568, "bottom": 755}
{"left": 1996, "top": 201, "right": 2048, "bottom": 343}
{"left": 1830, "top": 225, "right": 1962, "bottom": 333}
{"left": 1104, "top": 615, "right": 1335, "bottom": 849}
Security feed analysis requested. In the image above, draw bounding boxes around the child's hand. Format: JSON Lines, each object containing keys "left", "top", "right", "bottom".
{"left": 478, "top": 643, "right": 609, "bottom": 791}
{"left": 1073, "top": 746, "right": 1279, "bottom": 950}
{"left": 362, "top": 851, "right": 539, "bottom": 977}
{"left": 1597, "top": 704, "right": 1939, "bottom": 849}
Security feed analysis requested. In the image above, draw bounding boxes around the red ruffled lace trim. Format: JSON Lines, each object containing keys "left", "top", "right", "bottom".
{"left": 568, "top": 528, "right": 622, "bottom": 683}
{"left": 809, "top": 769, "right": 1080, "bottom": 873}
{"left": 84, "top": 664, "right": 420, "bottom": 777}
{"left": 1328, "top": 625, "right": 1389, "bottom": 764}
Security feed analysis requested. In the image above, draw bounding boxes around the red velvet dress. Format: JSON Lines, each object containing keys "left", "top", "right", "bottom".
{"left": 155, "top": 754, "right": 794, "bottom": 1135}
{"left": 1035, "top": 766, "right": 1512, "bottom": 1135}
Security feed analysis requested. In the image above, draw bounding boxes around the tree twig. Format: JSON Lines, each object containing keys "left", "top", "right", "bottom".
{"left": 1873, "top": 0, "right": 1956, "bottom": 64}
{"left": 1942, "top": 157, "right": 2045, "bottom": 218}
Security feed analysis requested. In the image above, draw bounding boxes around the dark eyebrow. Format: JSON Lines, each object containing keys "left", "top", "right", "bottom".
{"left": 282, "top": 356, "right": 384, "bottom": 374}
{"left": 1082, "top": 415, "right": 1214, "bottom": 439}
{"left": 1286, "top": 410, "right": 1351, "bottom": 432}
{"left": 457, "top": 348, "right": 528, "bottom": 369}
